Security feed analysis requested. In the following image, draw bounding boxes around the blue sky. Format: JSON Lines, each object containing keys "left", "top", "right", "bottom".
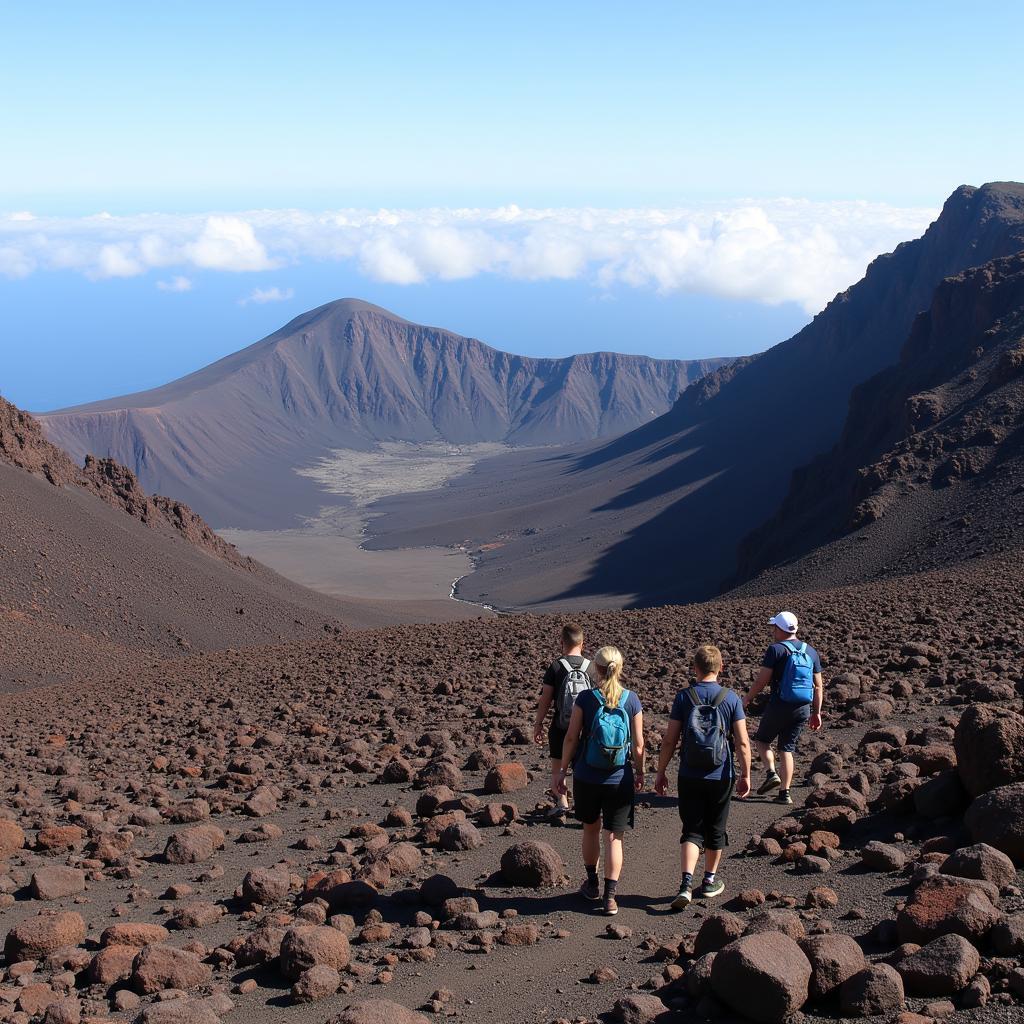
{"left": 2, "top": 2, "right": 1022, "bottom": 409}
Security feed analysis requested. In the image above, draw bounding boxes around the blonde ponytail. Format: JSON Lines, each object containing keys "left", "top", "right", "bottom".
{"left": 594, "top": 645, "right": 624, "bottom": 709}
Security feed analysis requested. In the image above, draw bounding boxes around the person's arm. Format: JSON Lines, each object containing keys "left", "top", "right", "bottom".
{"left": 809, "top": 672, "right": 824, "bottom": 730}
{"left": 631, "top": 710, "right": 645, "bottom": 791}
{"left": 556, "top": 704, "right": 584, "bottom": 793}
{"left": 743, "top": 667, "right": 773, "bottom": 709}
{"left": 654, "top": 719, "right": 682, "bottom": 795}
{"left": 533, "top": 684, "right": 555, "bottom": 744}
{"left": 732, "top": 717, "right": 752, "bottom": 798}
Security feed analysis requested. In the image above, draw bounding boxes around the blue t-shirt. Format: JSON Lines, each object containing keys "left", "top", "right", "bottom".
{"left": 573, "top": 688, "right": 642, "bottom": 786}
{"left": 762, "top": 641, "right": 822, "bottom": 704}
{"left": 670, "top": 682, "right": 745, "bottom": 781}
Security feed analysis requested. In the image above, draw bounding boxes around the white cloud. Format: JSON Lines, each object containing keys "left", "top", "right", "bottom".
{"left": 185, "top": 216, "right": 274, "bottom": 272}
{"left": 157, "top": 275, "right": 193, "bottom": 292}
{"left": 239, "top": 285, "right": 294, "bottom": 306}
{"left": 0, "top": 200, "right": 938, "bottom": 312}
{"left": 8, "top": 211, "right": 35, "bottom": 222}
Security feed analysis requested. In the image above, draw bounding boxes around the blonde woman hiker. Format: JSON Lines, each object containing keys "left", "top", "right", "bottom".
{"left": 556, "top": 645, "right": 644, "bottom": 916}
{"left": 655, "top": 644, "right": 751, "bottom": 908}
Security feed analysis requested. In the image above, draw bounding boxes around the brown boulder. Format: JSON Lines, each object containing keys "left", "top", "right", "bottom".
{"left": 0, "top": 819, "right": 26, "bottom": 858}
{"left": 710, "top": 932, "right": 811, "bottom": 1023}
{"left": 279, "top": 926, "right": 351, "bottom": 980}
{"left": 101, "top": 922, "right": 169, "bottom": 947}
{"left": 131, "top": 944, "right": 212, "bottom": 993}
{"left": 163, "top": 825, "right": 224, "bottom": 864}
{"left": 896, "top": 877, "right": 1000, "bottom": 944}
{"left": 292, "top": 964, "right": 341, "bottom": 1002}
{"left": 940, "top": 842, "right": 1016, "bottom": 887}
{"left": 954, "top": 705, "right": 1024, "bottom": 797}
{"left": 325, "top": 1001, "right": 430, "bottom": 1024}
{"left": 840, "top": 964, "right": 904, "bottom": 1016}
{"left": 35, "top": 825, "right": 85, "bottom": 852}
{"left": 499, "top": 841, "right": 565, "bottom": 888}
{"left": 799, "top": 934, "right": 866, "bottom": 1000}
{"left": 965, "top": 783, "right": 1024, "bottom": 862}
{"left": 89, "top": 945, "right": 138, "bottom": 985}
{"left": 242, "top": 867, "right": 290, "bottom": 904}
{"left": 136, "top": 1000, "right": 221, "bottom": 1024}
{"left": 897, "top": 933, "right": 980, "bottom": 996}
{"left": 483, "top": 762, "right": 529, "bottom": 794}
{"left": 4, "top": 912, "right": 87, "bottom": 962}
{"left": 30, "top": 866, "right": 86, "bottom": 900}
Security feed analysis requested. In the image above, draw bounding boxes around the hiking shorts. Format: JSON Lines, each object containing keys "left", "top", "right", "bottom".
{"left": 548, "top": 725, "right": 567, "bottom": 759}
{"left": 752, "top": 699, "right": 811, "bottom": 753}
{"left": 574, "top": 777, "right": 635, "bottom": 833}
{"left": 677, "top": 776, "right": 734, "bottom": 850}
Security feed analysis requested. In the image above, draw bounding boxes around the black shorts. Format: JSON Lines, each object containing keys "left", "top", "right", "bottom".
{"left": 574, "top": 777, "right": 635, "bottom": 833}
{"left": 548, "top": 726, "right": 567, "bottom": 759}
{"left": 677, "top": 776, "right": 734, "bottom": 850}
{"left": 752, "top": 699, "right": 811, "bottom": 753}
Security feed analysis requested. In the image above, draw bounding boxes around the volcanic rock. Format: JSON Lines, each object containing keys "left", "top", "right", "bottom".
{"left": 483, "top": 763, "right": 529, "bottom": 794}
{"left": 897, "top": 933, "right": 981, "bottom": 996}
{"left": 954, "top": 704, "right": 1024, "bottom": 797}
{"left": 131, "top": 944, "right": 212, "bottom": 993}
{"left": 279, "top": 926, "right": 351, "bottom": 980}
{"left": 499, "top": 841, "right": 565, "bottom": 887}
{"left": 799, "top": 934, "right": 866, "bottom": 1000}
{"left": 30, "top": 866, "right": 86, "bottom": 900}
{"left": 710, "top": 932, "right": 811, "bottom": 1023}
{"left": 4, "top": 912, "right": 87, "bottom": 962}
{"left": 164, "top": 825, "right": 225, "bottom": 864}
{"left": 839, "top": 964, "right": 905, "bottom": 1016}
{"left": 940, "top": 842, "right": 1016, "bottom": 887}
{"left": 965, "top": 782, "right": 1024, "bottom": 861}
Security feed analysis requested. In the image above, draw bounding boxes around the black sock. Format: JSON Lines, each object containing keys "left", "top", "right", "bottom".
{"left": 681, "top": 871, "right": 693, "bottom": 890}
{"left": 585, "top": 864, "right": 599, "bottom": 884}
{"left": 604, "top": 877, "right": 618, "bottom": 899}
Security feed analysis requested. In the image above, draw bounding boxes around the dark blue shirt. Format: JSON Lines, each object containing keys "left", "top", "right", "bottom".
{"left": 573, "top": 688, "right": 642, "bottom": 786}
{"left": 670, "top": 682, "right": 745, "bottom": 781}
{"left": 762, "top": 641, "right": 822, "bottom": 704}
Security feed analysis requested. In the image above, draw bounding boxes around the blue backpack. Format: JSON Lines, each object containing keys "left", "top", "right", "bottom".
{"left": 777, "top": 640, "right": 815, "bottom": 704}
{"left": 584, "top": 690, "right": 632, "bottom": 771}
{"left": 682, "top": 686, "right": 730, "bottom": 770}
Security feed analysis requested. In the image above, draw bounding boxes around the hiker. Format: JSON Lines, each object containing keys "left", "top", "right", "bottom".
{"left": 533, "top": 623, "right": 597, "bottom": 816}
{"left": 556, "top": 645, "right": 644, "bottom": 916}
{"left": 742, "top": 611, "right": 823, "bottom": 805}
{"left": 655, "top": 644, "right": 751, "bottom": 908}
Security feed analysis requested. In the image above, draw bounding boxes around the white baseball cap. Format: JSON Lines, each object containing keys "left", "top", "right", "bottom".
{"left": 769, "top": 611, "right": 799, "bottom": 633}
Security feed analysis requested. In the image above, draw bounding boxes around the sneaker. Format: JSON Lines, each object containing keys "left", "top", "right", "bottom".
{"left": 579, "top": 877, "right": 600, "bottom": 901}
{"left": 603, "top": 895, "right": 619, "bottom": 916}
{"left": 758, "top": 771, "right": 782, "bottom": 795}
{"left": 776, "top": 788, "right": 793, "bottom": 805}
{"left": 670, "top": 884, "right": 693, "bottom": 910}
{"left": 699, "top": 878, "right": 725, "bottom": 899}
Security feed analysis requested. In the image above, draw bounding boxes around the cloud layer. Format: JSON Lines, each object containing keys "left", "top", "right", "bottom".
{"left": 0, "top": 201, "right": 937, "bottom": 313}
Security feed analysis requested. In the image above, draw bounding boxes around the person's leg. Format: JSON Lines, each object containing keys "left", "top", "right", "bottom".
{"left": 603, "top": 829, "right": 623, "bottom": 881}
{"left": 699, "top": 778, "right": 734, "bottom": 897}
{"left": 753, "top": 704, "right": 783, "bottom": 793}
{"left": 778, "top": 751, "right": 795, "bottom": 791}
{"left": 674, "top": 780, "right": 705, "bottom": 908}
{"left": 549, "top": 759, "right": 569, "bottom": 809}
{"left": 755, "top": 740, "right": 776, "bottom": 773}
{"left": 582, "top": 820, "right": 601, "bottom": 867}
{"left": 775, "top": 706, "right": 809, "bottom": 803}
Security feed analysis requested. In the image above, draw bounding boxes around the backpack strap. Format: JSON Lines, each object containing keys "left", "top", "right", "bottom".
{"left": 578, "top": 658, "right": 590, "bottom": 673}
{"left": 710, "top": 686, "right": 729, "bottom": 708}
{"left": 684, "top": 687, "right": 702, "bottom": 709}
{"left": 558, "top": 658, "right": 573, "bottom": 675}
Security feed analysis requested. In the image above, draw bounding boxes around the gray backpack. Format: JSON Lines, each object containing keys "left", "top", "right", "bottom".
{"left": 681, "top": 686, "right": 730, "bottom": 770}
{"left": 556, "top": 658, "right": 592, "bottom": 729}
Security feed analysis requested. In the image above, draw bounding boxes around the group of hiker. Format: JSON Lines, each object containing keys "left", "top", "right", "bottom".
{"left": 531, "top": 618, "right": 824, "bottom": 916}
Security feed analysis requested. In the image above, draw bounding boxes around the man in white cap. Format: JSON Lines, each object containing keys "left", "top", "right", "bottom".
{"left": 742, "top": 611, "right": 823, "bottom": 804}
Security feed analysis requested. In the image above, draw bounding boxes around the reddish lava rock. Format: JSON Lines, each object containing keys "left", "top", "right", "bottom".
{"left": 325, "top": 1000, "right": 430, "bottom": 1024}
{"left": 163, "top": 824, "right": 225, "bottom": 864}
{"left": 101, "top": 922, "right": 169, "bottom": 947}
{"left": 131, "top": 944, "right": 212, "bottom": 993}
{"left": 954, "top": 704, "right": 1024, "bottom": 797}
{"left": 897, "top": 877, "right": 1001, "bottom": 944}
{"left": 4, "top": 912, "right": 87, "bottom": 962}
{"left": 940, "top": 842, "right": 1016, "bottom": 887}
{"left": 799, "top": 934, "right": 866, "bottom": 999}
{"left": 279, "top": 926, "right": 351, "bottom": 980}
{"left": 483, "top": 762, "right": 529, "bottom": 794}
{"left": 965, "top": 783, "right": 1024, "bottom": 862}
{"left": 897, "top": 933, "right": 981, "bottom": 996}
{"left": 30, "top": 866, "right": 86, "bottom": 900}
{"left": 710, "top": 932, "right": 811, "bottom": 1023}
{"left": 0, "top": 819, "right": 26, "bottom": 857}
{"left": 499, "top": 841, "right": 565, "bottom": 887}
{"left": 840, "top": 964, "right": 905, "bottom": 1016}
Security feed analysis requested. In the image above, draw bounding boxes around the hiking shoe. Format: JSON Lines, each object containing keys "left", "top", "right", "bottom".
{"left": 603, "top": 895, "right": 619, "bottom": 916}
{"left": 670, "top": 884, "right": 693, "bottom": 910}
{"left": 776, "top": 788, "right": 793, "bottom": 805}
{"left": 579, "top": 877, "right": 600, "bottom": 901}
{"left": 758, "top": 770, "right": 782, "bottom": 795}
{"left": 699, "top": 878, "right": 725, "bottom": 899}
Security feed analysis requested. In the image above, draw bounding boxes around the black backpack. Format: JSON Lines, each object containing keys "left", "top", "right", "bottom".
{"left": 681, "top": 686, "right": 730, "bottom": 770}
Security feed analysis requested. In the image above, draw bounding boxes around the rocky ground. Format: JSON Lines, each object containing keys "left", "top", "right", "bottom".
{"left": 2, "top": 550, "right": 1023, "bottom": 1024}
